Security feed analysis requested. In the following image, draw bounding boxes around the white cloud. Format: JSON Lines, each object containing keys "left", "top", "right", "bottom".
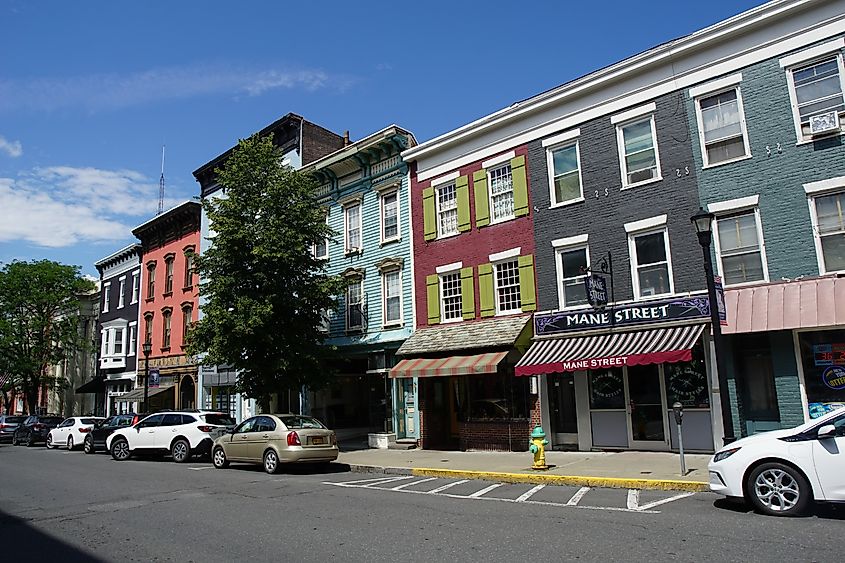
{"left": 0, "top": 135, "right": 22, "bottom": 157}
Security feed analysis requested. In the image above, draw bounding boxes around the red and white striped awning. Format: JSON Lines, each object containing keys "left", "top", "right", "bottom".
{"left": 515, "top": 324, "right": 706, "bottom": 376}
{"left": 389, "top": 352, "right": 508, "bottom": 379}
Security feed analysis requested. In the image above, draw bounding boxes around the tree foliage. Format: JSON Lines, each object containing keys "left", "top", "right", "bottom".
{"left": 188, "top": 134, "right": 344, "bottom": 405}
{"left": 0, "top": 260, "right": 95, "bottom": 414}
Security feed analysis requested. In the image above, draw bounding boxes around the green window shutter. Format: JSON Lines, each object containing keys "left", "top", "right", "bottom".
{"left": 423, "top": 187, "right": 437, "bottom": 241}
{"left": 460, "top": 267, "right": 475, "bottom": 320}
{"left": 426, "top": 274, "right": 440, "bottom": 324}
{"left": 456, "top": 175, "right": 471, "bottom": 232}
{"left": 478, "top": 263, "right": 495, "bottom": 317}
{"left": 473, "top": 170, "right": 490, "bottom": 227}
{"left": 518, "top": 254, "right": 537, "bottom": 312}
{"left": 511, "top": 155, "right": 529, "bottom": 217}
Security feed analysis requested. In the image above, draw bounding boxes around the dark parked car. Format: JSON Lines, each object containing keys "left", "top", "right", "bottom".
{"left": 84, "top": 413, "right": 147, "bottom": 454}
{"left": 0, "top": 415, "right": 27, "bottom": 443}
{"left": 12, "top": 415, "right": 64, "bottom": 446}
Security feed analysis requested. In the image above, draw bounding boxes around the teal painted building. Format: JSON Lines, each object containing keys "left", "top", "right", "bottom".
{"left": 304, "top": 126, "right": 420, "bottom": 442}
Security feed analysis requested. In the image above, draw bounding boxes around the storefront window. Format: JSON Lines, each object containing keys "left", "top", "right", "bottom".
{"left": 665, "top": 344, "right": 710, "bottom": 408}
{"left": 458, "top": 374, "right": 529, "bottom": 420}
{"left": 589, "top": 368, "right": 625, "bottom": 409}
{"left": 798, "top": 330, "right": 845, "bottom": 419}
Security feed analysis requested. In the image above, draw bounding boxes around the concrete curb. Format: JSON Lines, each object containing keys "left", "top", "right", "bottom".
{"left": 347, "top": 464, "right": 708, "bottom": 492}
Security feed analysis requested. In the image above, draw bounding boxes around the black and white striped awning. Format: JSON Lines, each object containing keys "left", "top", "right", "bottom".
{"left": 515, "top": 323, "right": 706, "bottom": 376}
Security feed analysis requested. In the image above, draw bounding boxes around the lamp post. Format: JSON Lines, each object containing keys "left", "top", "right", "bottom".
{"left": 691, "top": 207, "right": 735, "bottom": 445}
{"left": 142, "top": 341, "right": 152, "bottom": 413}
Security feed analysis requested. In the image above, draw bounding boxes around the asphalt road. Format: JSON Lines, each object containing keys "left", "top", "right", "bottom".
{"left": 0, "top": 443, "right": 842, "bottom": 563}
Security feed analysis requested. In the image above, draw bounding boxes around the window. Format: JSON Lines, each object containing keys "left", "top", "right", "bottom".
{"left": 162, "top": 309, "right": 172, "bottom": 348}
{"left": 131, "top": 271, "right": 140, "bottom": 304}
{"left": 146, "top": 264, "right": 155, "bottom": 299}
{"left": 164, "top": 256, "right": 174, "bottom": 294}
{"left": 254, "top": 416, "right": 277, "bottom": 433}
{"left": 314, "top": 214, "right": 328, "bottom": 259}
{"left": 344, "top": 202, "right": 361, "bottom": 253}
{"left": 144, "top": 314, "right": 153, "bottom": 346}
{"left": 494, "top": 260, "right": 521, "bottom": 314}
{"left": 557, "top": 247, "right": 589, "bottom": 308}
{"left": 630, "top": 230, "right": 673, "bottom": 298}
{"left": 382, "top": 270, "right": 401, "bottom": 326}
{"left": 549, "top": 143, "right": 582, "bottom": 205}
{"left": 715, "top": 210, "right": 766, "bottom": 285}
{"left": 787, "top": 56, "right": 845, "bottom": 140}
{"left": 346, "top": 278, "right": 363, "bottom": 330}
{"left": 182, "top": 304, "right": 193, "bottom": 340}
{"left": 440, "top": 271, "right": 462, "bottom": 322}
{"left": 813, "top": 191, "right": 845, "bottom": 272}
{"left": 117, "top": 278, "right": 125, "bottom": 308}
{"left": 381, "top": 191, "right": 399, "bottom": 242}
{"left": 128, "top": 324, "right": 136, "bottom": 356}
{"left": 696, "top": 88, "right": 749, "bottom": 166}
{"left": 437, "top": 183, "right": 459, "bottom": 237}
{"left": 113, "top": 328, "right": 124, "bottom": 355}
{"left": 102, "top": 282, "right": 110, "bottom": 313}
{"left": 617, "top": 117, "right": 660, "bottom": 187}
{"left": 489, "top": 164, "right": 514, "bottom": 222}
{"left": 184, "top": 250, "right": 194, "bottom": 288}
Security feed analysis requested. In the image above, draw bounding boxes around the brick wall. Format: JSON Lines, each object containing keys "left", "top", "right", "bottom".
{"left": 301, "top": 121, "right": 345, "bottom": 166}
{"left": 459, "top": 420, "right": 530, "bottom": 452}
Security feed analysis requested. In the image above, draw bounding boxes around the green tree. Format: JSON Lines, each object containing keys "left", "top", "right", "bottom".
{"left": 0, "top": 260, "right": 95, "bottom": 414}
{"left": 188, "top": 134, "right": 343, "bottom": 407}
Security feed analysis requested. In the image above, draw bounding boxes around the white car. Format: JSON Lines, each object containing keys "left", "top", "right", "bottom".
{"left": 106, "top": 411, "right": 236, "bottom": 463}
{"left": 709, "top": 407, "right": 845, "bottom": 516}
{"left": 47, "top": 417, "right": 105, "bottom": 450}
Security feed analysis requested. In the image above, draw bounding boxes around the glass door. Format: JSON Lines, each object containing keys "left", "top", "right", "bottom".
{"left": 625, "top": 364, "right": 670, "bottom": 450}
{"left": 550, "top": 374, "right": 578, "bottom": 446}
{"left": 395, "top": 378, "right": 418, "bottom": 440}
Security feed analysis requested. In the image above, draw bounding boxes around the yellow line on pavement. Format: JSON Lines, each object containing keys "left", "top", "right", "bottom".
{"left": 410, "top": 468, "right": 708, "bottom": 492}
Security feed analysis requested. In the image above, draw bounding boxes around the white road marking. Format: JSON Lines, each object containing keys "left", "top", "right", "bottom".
{"left": 467, "top": 483, "right": 503, "bottom": 498}
{"left": 188, "top": 466, "right": 215, "bottom": 471}
{"left": 515, "top": 484, "right": 545, "bottom": 502}
{"left": 566, "top": 486, "right": 591, "bottom": 506}
{"left": 635, "top": 492, "right": 696, "bottom": 511}
{"left": 627, "top": 489, "right": 640, "bottom": 510}
{"left": 389, "top": 478, "right": 438, "bottom": 491}
{"left": 427, "top": 479, "right": 469, "bottom": 494}
{"left": 327, "top": 475, "right": 414, "bottom": 487}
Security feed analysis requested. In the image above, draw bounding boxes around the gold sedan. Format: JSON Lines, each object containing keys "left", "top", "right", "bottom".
{"left": 211, "top": 414, "right": 338, "bottom": 474}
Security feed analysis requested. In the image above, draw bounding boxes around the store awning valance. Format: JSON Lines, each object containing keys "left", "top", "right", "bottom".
{"left": 75, "top": 376, "right": 105, "bottom": 394}
{"left": 389, "top": 352, "right": 509, "bottom": 379}
{"left": 114, "top": 384, "right": 175, "bottom": 402}
{"left": 515, "top": 324, "right": 706, "bottom": 376}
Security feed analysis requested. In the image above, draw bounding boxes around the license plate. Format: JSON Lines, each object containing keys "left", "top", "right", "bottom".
{"left": 311, "top": 437, "right": 325, "bottom": 445}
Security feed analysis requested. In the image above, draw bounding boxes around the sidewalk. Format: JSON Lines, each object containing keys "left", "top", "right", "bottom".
{"left": 337, "top": 448, "right": 712, "bottom": 492}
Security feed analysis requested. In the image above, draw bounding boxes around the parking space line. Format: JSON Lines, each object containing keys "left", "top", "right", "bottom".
{"left": 635, "top": 492, "right": 695, "bottom": 511}
{"left": 427, "top": 479, "right": 469, "bottom": 494}
{"left": 326, "top": 475, "right": 415, "bottom": 488}
{"left": 566, "top": 486, "right": 591, "bottom": 506}
{"left": 188, "top": 466, "right": 215, "bottom": 471}
{"left": 390, "top": 478, "right": 438, "bottom": 491}
{"left": 627, "top": 489, "right": 640, "bottom": 510}
{"left": 515, "top": 484, "right": 545, "bottom": 502}
{"left": 467, "top": 483, "right": 503, "bottom": 498}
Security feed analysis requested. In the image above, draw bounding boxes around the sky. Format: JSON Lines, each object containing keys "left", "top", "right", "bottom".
{"left": 0, "top": 0, "right": 766, "bottom": 277}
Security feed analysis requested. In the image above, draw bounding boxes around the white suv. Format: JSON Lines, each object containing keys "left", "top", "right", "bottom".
{"left": 107, "top": 411, "right": 236, "bottom": 463}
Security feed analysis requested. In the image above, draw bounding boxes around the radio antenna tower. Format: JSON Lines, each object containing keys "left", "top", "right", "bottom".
{"left": 157, "top": 145, "right": 166, "bottom": 215}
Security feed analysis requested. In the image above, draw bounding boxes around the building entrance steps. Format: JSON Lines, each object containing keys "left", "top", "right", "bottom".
{"left": 336, "top": 448, "right": 711, "bottom": 492}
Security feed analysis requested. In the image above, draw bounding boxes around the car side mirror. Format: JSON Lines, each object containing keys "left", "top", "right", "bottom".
{"left": 818, "top": 424, "right": 836, "bottom": 440}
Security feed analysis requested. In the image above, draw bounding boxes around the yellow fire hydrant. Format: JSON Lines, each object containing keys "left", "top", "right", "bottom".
{"left": 529, "top": 426, "right": 549, "bottom": 470}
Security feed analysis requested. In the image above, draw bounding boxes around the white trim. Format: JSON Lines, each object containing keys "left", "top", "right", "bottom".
{"left": 779, "top": 37, "right": 845, "bottom": 68}
{"left": 707, "top": 194, "right": 760, "bottom": 213}
{"left": 343, "top": 201, "right": 363, "bottom": 254}
{"left": 338, "top": 193, "right": 363, "bottom": 207}
{"left": 117, "top": 278, "right": 126, "bottom": 309}
{"left": 808, "top": 190, "right": 845, "bottom": 275}
{"left": 487, "top": 161, "right": 516, "bottom": 225}
{"left": 489, "top": 247, "right": 521, "bottom": 263}
{"left": 554, "top": 244, "right": 591, "bottom": 310}
{"left": 541, "top": 128, "right": 581, "bottom": 148}
{"left": 379, "top": 187, "right": 401, "bottom": 244}
{"left": 436, "top": 261, "right": 463, "bottom": 274}
{"left": 693, "top": 82, "right": 752, "bottom": 168}
{"left": 784, "top": 51, "right": 845, "bottom": 142}
{"left": 551, "top": 234, "right": 589, "bottom": 248}
{"left": 688, "top": 73, "right": 743, "bottom": 98}
{"left": 610, "top": 102, "right": 657, "bottom": 125}
{"left": 624, "top": 214, "right": 668, "bottom": 233}
{"left": 803, "top": 175, "right": 845, "bottom": 195}
{"left": 130, "top": 270, "right": 140, "bottom": 304}
{"left": 546, "top": 139, "right": 584, "bottom": 208}
{"left": 481, "top": 150, "right": 515, "bottom": 170}
{"left": 628, "top": 227, "right": 675, "bottom": 300}
{"left": 791, "top": 331, "right": 812, "bottom": 422}
{"left": 616, "top": 114, "right": 662, "bottom": 189}
{"left": 493, "top": 259, "right": 522, "bottom": 316}
{"left": 439, "top": 270, "right": 464, "bottom": 324}
{"left": 381, "top": 269, "right": 404, "bottom": 328}
{"left": 430, "top": 171, "right": 460, "bottom": 187}
{"left": 435, "top": 181, "right": 460, "bottom": 239}
{"left": 712, "top": 207, "right": 770, "bottom": 287}
{"left": 102, "top": 282, "right": 111, "bottom": 313}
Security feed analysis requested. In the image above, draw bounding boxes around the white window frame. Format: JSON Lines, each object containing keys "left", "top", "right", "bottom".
{"left": 808, "top": 188, "right": 845, "bottom": 275}
{"left": 102, "top": 282, "right": 111, "bottom": 313}
{"left": 711, "top": 205, "right": 769, "bottom": 287}
{"left": 493, "top": 258, "right": 521, "bottom": 316}
{"left": 131, "top": 270, "right": 140, "bottom": 304}
{"left": 313, "top": 212, "right": 329, "bottom": 260}
{"left": 346, "top": 277, "right": 364, "bottom": 331}
{"left": 615, "top": 114, "right": 662, "bottom": 189}
{"left": 381, "top": 269, "right": 403, "bottom": 327}
{"left": 344, "top": 201, "right": 362, "bottom": 255}
{"left": 784, "top": 50, "right": 845, "bottom": 144}
{"left": 693, "top": 84, "right": 752, "bottom": 168}
{"left": 554, "top": 243, "right": 591, "bottom": 310}
{"left": 628, "top": 227, "right": 674, "bottom": 300}
{"left": 127, "top": 322, "right": 137, "bottom": 356}
{"left": 380, "top": 188, "right": 400, "bottom": 244}
{"left": 101, "top": 322, "right": 129, "bottom": 358}
{"left": 488, "top": 162, "right": 515, "bottom": 224}
{"left": 117, "top": 276, "right": 126, "bottom": 309}
{"left": 438, "top": 265, "right": 463, "bottom": 324}
{"left": 546, "top": 139, "right": 584, "bottom": 208}
{"left": 435, "top": 182, "right": 460, "bottom": 239}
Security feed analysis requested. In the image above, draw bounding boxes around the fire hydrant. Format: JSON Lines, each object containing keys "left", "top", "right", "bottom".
{"left": 529, "top": 426, "right": 549, "bottom": 470}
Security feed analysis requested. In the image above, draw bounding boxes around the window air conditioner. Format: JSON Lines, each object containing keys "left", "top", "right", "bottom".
{"left": 809, "top": 111, "right": 840, "bottom": 136}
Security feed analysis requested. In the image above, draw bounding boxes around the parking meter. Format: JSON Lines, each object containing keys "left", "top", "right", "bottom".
{"left": 672, "top": 402, "right": 686, "bottom": 475}
{"left": 672, "top": 402, "right": 684, "bottom": 426}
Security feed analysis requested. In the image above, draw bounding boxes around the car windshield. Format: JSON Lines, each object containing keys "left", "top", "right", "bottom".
{"left": 5, "top": 416, "right": 25, "bottom": 423}
{"left": 41, "top": 417, "right": 64, "bottom": 425}
{"left": 279, "top": 416, "right": 326, "bottom": 430}
{"left": 80, "top": 418, "right": 100, "bottom": 425}
{"left": 201, "top": 414, "right": 236, "bottom": 426}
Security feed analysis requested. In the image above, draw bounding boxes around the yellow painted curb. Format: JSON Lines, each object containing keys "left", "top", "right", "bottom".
{"left": 410, "top": 468, "right": 708, "bottom": 492}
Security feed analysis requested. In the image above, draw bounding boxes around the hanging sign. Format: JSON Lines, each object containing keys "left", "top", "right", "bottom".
{"left": 714, "top": 276, "right": 727, "bottom": 326}
{"left": 585, "top": 274, "right": 608, "bottom": 310}
{"left": 148, "top": 368, "right": 160, "bottom": 389}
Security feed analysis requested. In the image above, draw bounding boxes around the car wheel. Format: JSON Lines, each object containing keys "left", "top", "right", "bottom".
{"left": 263, "top": 449, "right": 280, "bottom": 474}
{"left": 171, "top": 439, "right": 191, "bottom": 463}
{"left": 84, "top": 436, "right": 95, "bottom": 454}
{"left": 746, "top": 462, "right": 811, "bottom": 517}
{"left": 11, "top": 434, "right": 18, "bottom": 446}
{"left": 67, "top": 436, "right": 74, "bottom": 451}
{"left": 212, "top": 447, "right": 229, "bottom": 469}
{"left": 46, "top": 434, "right": 54, "bottom": 449}
{"left": 110, "top": 438, "right": 131, "bottom": 461}
{"left": 25, "top": 434, "right": 33, "bottom": 447}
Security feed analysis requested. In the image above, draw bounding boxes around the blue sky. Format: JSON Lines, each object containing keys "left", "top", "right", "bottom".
{"left": 0, "top": 0, "right": 764, "bottom": 277}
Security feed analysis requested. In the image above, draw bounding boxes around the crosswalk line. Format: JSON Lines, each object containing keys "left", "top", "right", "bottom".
{"left": 566, "top": 486, "right": 591, "bottom": 506}
{"left": 467, "top": 483, "right": 503, "bottom": 498}
{"left": 427, "top": 479, "right": 469, "bottom": 494}
{"left": 515, "top": 484, "right": 545, "bottom": 502}
{"left": 390, "top": 478, "right": 438, "bottom": 491}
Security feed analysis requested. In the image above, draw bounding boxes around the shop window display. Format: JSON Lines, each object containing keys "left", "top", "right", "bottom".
{"left": 665, "top": 344, "right": 709, "bottom": 408}
{"left": 798, "top": 330, "right": 845, "bottom": 418}
{"left": 457, "top": 374, "right": 530, "bottom": 420}
{"left": 589, "top": 368, "right": 625, "bottom": 409}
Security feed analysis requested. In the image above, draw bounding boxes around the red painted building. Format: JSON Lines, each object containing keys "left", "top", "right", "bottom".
{"left": 393, "top": 146, "right": 539, "bottom": 451}
{"left": 132, "top": 201, "right": 201, "bottom": 411}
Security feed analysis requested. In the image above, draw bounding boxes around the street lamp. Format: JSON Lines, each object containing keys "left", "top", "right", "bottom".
{"left": 142, "top": 341, "right": 152, "bottom": 413}
{"left": 691, "top": 207, "right": 735, "bottom": 445}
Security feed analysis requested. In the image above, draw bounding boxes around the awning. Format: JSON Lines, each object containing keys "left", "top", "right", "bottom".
{"left": 515, "top": 324, "right": 706, "bottom": 376}
{"left": 75, "top": 376, "right": 106, "bottom": 394}
{"left": 389, "top": 351, "right": 509, "bottom": 379}
{"left": 114, "top": 384, "right": 175, "bottom": 402}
